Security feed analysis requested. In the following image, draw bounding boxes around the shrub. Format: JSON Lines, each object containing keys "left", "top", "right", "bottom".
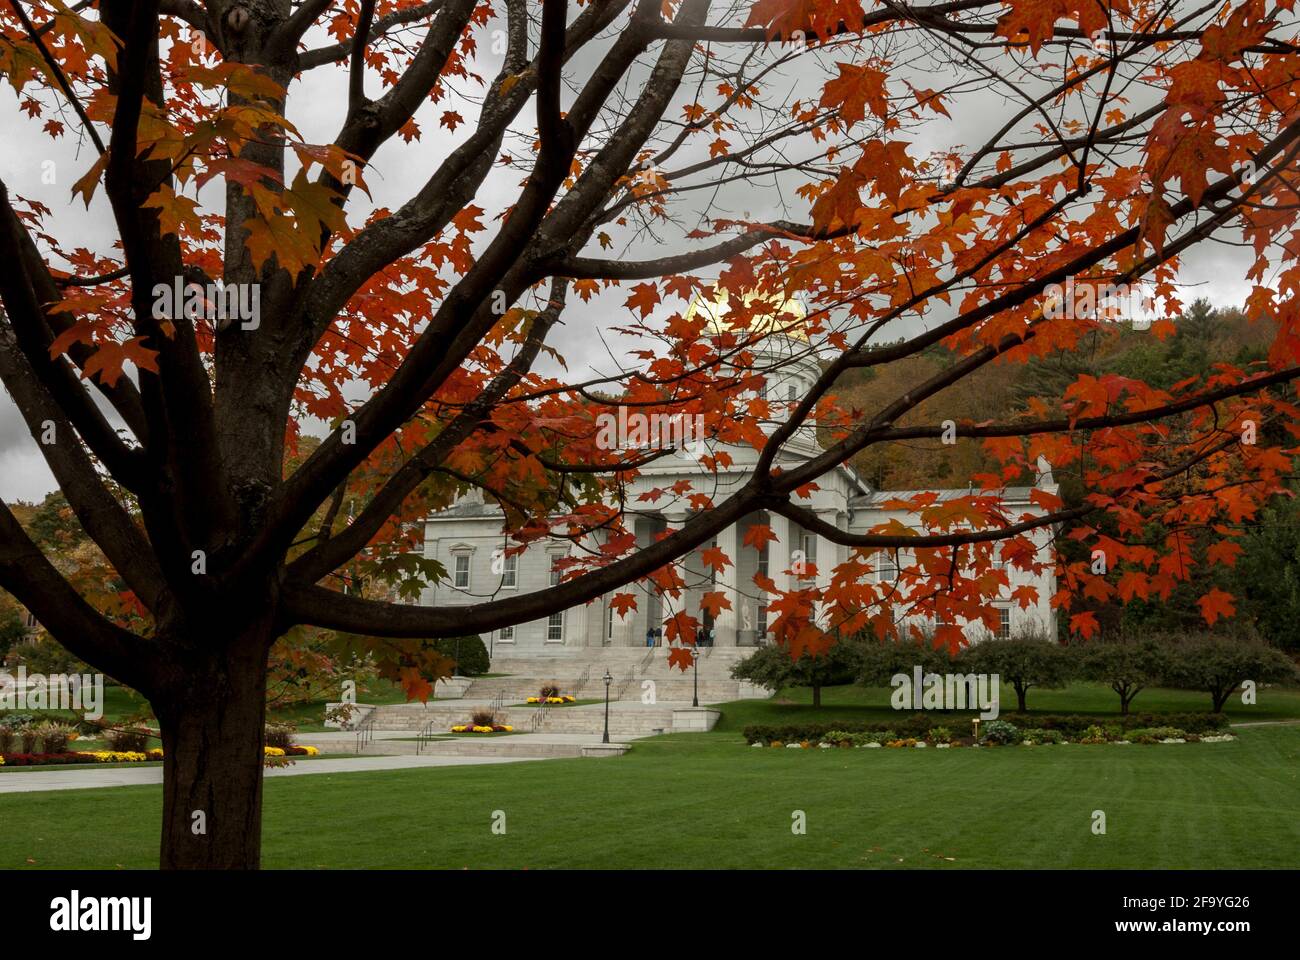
{"left": 1075, "top": 635, "right": 1172, "bottom": 715}
{"left": 1126, "top": 726, "right": 1187, "bottom": 741}
{"left": 19, "top": 727, "right": 38, "bottom": 752}
{"left": 740, "top": 712, "right": 1228, "bottom": 745}
{"left": 35, "top": 722, "right": 77, "bottom": 754}
{"left": 469, "top": 707, "right": 500, "bottom": 727}
{"left": 980, "top": 720, "right": 1020, "bottom": 744}
{"left": 731, "top": 634, "right": 864, "bottom": 706}
{"left": 1079, "top": 724, "right": 1110, "bottom": 743}
{"left": 927, "top": 726, "right": 953, "bottom": 743}
{"left": 863, "top": 731, "right": 897, "bottom": 745}
{"left": 1162, "top": 634, "right": 1299, "bottom": 712}
{"left": 107, "top": 727, "right": 149, "bottom": 752}
{"left": 1022, "top": 728, "right": 1064, "bottom": 744}
{"left": 0, "top": 725, "right": 14, "bottom": 753}
{"left": 958, "top": 629, "right": 1072, "bottom": 712}
{"left": 855, "top": 634, "right": 954, "bottom": 687}
{"left": 539, "top": 682, "right": 561, "bottom": 699}
{"left": 819, "top": 730, "right": 855, "bottom": 745}
{"left": 265, "top": 722, "right": 296, "bottom": 749}
{"left": 433, "top": 636, "right": 491, "bottom": 676}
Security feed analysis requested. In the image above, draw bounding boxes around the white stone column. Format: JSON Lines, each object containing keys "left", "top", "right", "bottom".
{"left": 567, "top": 538, "right": 591, "bottom": 646}
{"left": 715, "top": 521, "right": 740, "bottom": 645}
{"left": 767, "top": 511, "right": 793, "bottom": 622}
{"left": 814, "top": 510, "right": 839, "bottom": 629}
{"left": 662, "top": 512, "right": 688, "bottom": 646}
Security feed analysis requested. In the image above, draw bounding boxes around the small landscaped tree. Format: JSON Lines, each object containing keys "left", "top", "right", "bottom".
{"left": 1077, "top": 635, "right": 1171, "bottom": 716}
{"left": 959, "top": 629, "right": 1073, "bottom": 713}
{"left": 730, "top": 635, "right": 863, "bottom": 708}
{"left": 1164, "top": 634, "right": 1298, "bottom": 713}
{"left": 434, "top": 636, "right": 490, "bottom": 677}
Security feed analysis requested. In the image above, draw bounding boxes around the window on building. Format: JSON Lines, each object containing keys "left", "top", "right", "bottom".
{"left": 453, "top": 553, "right": 471, "bottom": 589}
{"left": 547, "top": 558, "right": 565, "bottom": 642}
{"left": 799, "top": 531, "right": 817, "bottom": 581}
{"left": 876, "top": 550, "right": 899, "bottom": 583}
{"left": 786, "top": 383, "right": 796, "bottom": 402}
{"left": 502, "top": 552, "right": 517, "bottom": 588}
{"left": 607, "top": 603, "right": 618, "bottom": 641}
{"left": 499, "top": 624, "right": 514, "bottom": 642}
{"left": 996, "top": 606, "right": 1011, "bottom": 640}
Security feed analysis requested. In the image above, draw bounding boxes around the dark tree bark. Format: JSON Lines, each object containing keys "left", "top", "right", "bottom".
{"left": 154, "top": 619, "right": 274, "bottom": 870}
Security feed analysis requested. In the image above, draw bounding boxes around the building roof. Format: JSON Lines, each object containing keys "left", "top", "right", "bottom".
{"left": 849, "top": 486, "right": 1037, "bottom": 508}
{"left": 430, "top": 499, "right": 504, "bottom": 520}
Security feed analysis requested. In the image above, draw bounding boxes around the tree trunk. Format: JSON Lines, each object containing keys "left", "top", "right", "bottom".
{"left": 1212, "top": 688, "right": 1230, "bottom": 713}
{"left": 153, "top": 633, "right": 271, "bottom": 869}
{"left": 1016, "top": 684, "right": 1028, "bottom": 712}
{"left": 812, "top": 683, "right": 821, "bottom": 708}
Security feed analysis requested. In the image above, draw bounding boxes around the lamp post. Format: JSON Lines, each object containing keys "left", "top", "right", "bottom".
{"left": 602, "top": 670, "right": 613, "bottom": 744}
{"left": 692, "top": 646, "right": 699, "bottom": 708}
{"left": 453, "top": 636, "right": 461, "bottom": 678}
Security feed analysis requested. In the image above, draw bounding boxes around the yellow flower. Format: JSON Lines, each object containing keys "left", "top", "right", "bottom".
{"left": 502, "top": 725, "right": 513, "bottom": 732}
{"left": 264, "top": 746, "right": 286, "bottom": 757}
{"left": 451, "top": 725, "right": 469, "bottom": 732}
{"left": 302, "top": 745, "right": 319, "bottom": 756}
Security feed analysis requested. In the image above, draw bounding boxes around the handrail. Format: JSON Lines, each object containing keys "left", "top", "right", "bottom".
{"left": 415, "top": 717, "right": 440, "bottom": 755}
{"left": 573, "top": 664, "right": 591, "bottom": 696}
{"left": 353, "top": 708, "right": 377, "bottom": 753}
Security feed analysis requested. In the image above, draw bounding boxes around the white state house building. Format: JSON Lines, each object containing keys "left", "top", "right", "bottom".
{"left": 419, "top": 291, "right": 1060, "bottom": 656}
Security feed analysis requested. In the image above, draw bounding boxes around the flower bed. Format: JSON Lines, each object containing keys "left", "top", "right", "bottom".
{"left": 450, "top": 723, "right": 514, "bottom": 733}
{"left": 742, "top": 712, "right": 1230, "bottom": 746}
{"left": 0, "top": 744, "right": 319, "bottom": 766}
{"left": 749, "top": 719, "right": 1237, "bottom": 750}
{"left": 525, "top": 695, "right": 577, "bottom": 704}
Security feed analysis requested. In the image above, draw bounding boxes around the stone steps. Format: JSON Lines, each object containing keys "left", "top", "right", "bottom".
{"left": 366, "top": 702, "right": 692, "bottom": 737}
{"left": 462, "top": 676, "right": 754, "bottom": 703}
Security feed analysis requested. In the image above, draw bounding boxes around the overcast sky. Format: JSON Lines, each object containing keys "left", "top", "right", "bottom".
{"left": 0, "top": 6, "right": 1260, "bottom": 502}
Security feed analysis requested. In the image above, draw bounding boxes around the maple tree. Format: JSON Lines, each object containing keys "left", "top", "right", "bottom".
{"left": 1, "top": 0, "right": 1299, "bottom": 870}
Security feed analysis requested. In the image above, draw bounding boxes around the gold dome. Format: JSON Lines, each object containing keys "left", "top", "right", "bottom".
{"left": 684, "top": 286, "right": 809, "bottom": 342}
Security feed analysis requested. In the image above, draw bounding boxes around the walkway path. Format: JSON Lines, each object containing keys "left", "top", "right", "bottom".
{"left": 0, "top": 754, "right": 545, "bottom": 795}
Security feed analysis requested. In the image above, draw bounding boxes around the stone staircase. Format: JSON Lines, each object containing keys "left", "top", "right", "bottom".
{"left": 365, "top": 701, "right": 692, "bottom": 738}
{"left": 469, "top": 645, "right": 769, "bottom": 704}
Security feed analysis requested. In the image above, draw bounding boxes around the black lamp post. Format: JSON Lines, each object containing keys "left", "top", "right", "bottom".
{"left": 692, "top": 646, "right": 699, "bottom": 707}
{"left": 602, "top": 670, "right": 613, "bottom": 743}
{"left": 453, "top": 635, "right": 461, "bottom": 677}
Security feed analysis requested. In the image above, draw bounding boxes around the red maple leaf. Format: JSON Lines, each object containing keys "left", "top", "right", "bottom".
{"left": 667, "top": 646, "right": 696, "bottom": 673}
{"left": 1197, "top": 588, "right": 1236, "bottom": 626}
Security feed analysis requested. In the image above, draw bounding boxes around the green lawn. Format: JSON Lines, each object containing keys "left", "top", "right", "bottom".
{"left": 2, "top": 684, "right": 1297, "bottom": 869}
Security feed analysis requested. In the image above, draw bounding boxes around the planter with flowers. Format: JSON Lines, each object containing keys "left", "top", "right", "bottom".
{"left": 451, "top": 708, "right": 514, "bottom": 734}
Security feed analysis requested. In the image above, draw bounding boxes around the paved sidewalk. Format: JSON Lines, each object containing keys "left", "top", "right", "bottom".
{"left": 0, "top": 754, "right": 544, "bottom": 795}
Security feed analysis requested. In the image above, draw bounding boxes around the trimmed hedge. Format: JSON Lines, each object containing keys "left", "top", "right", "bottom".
{"left": 741, "top": 711, "right": 1229, "bottom": 745}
